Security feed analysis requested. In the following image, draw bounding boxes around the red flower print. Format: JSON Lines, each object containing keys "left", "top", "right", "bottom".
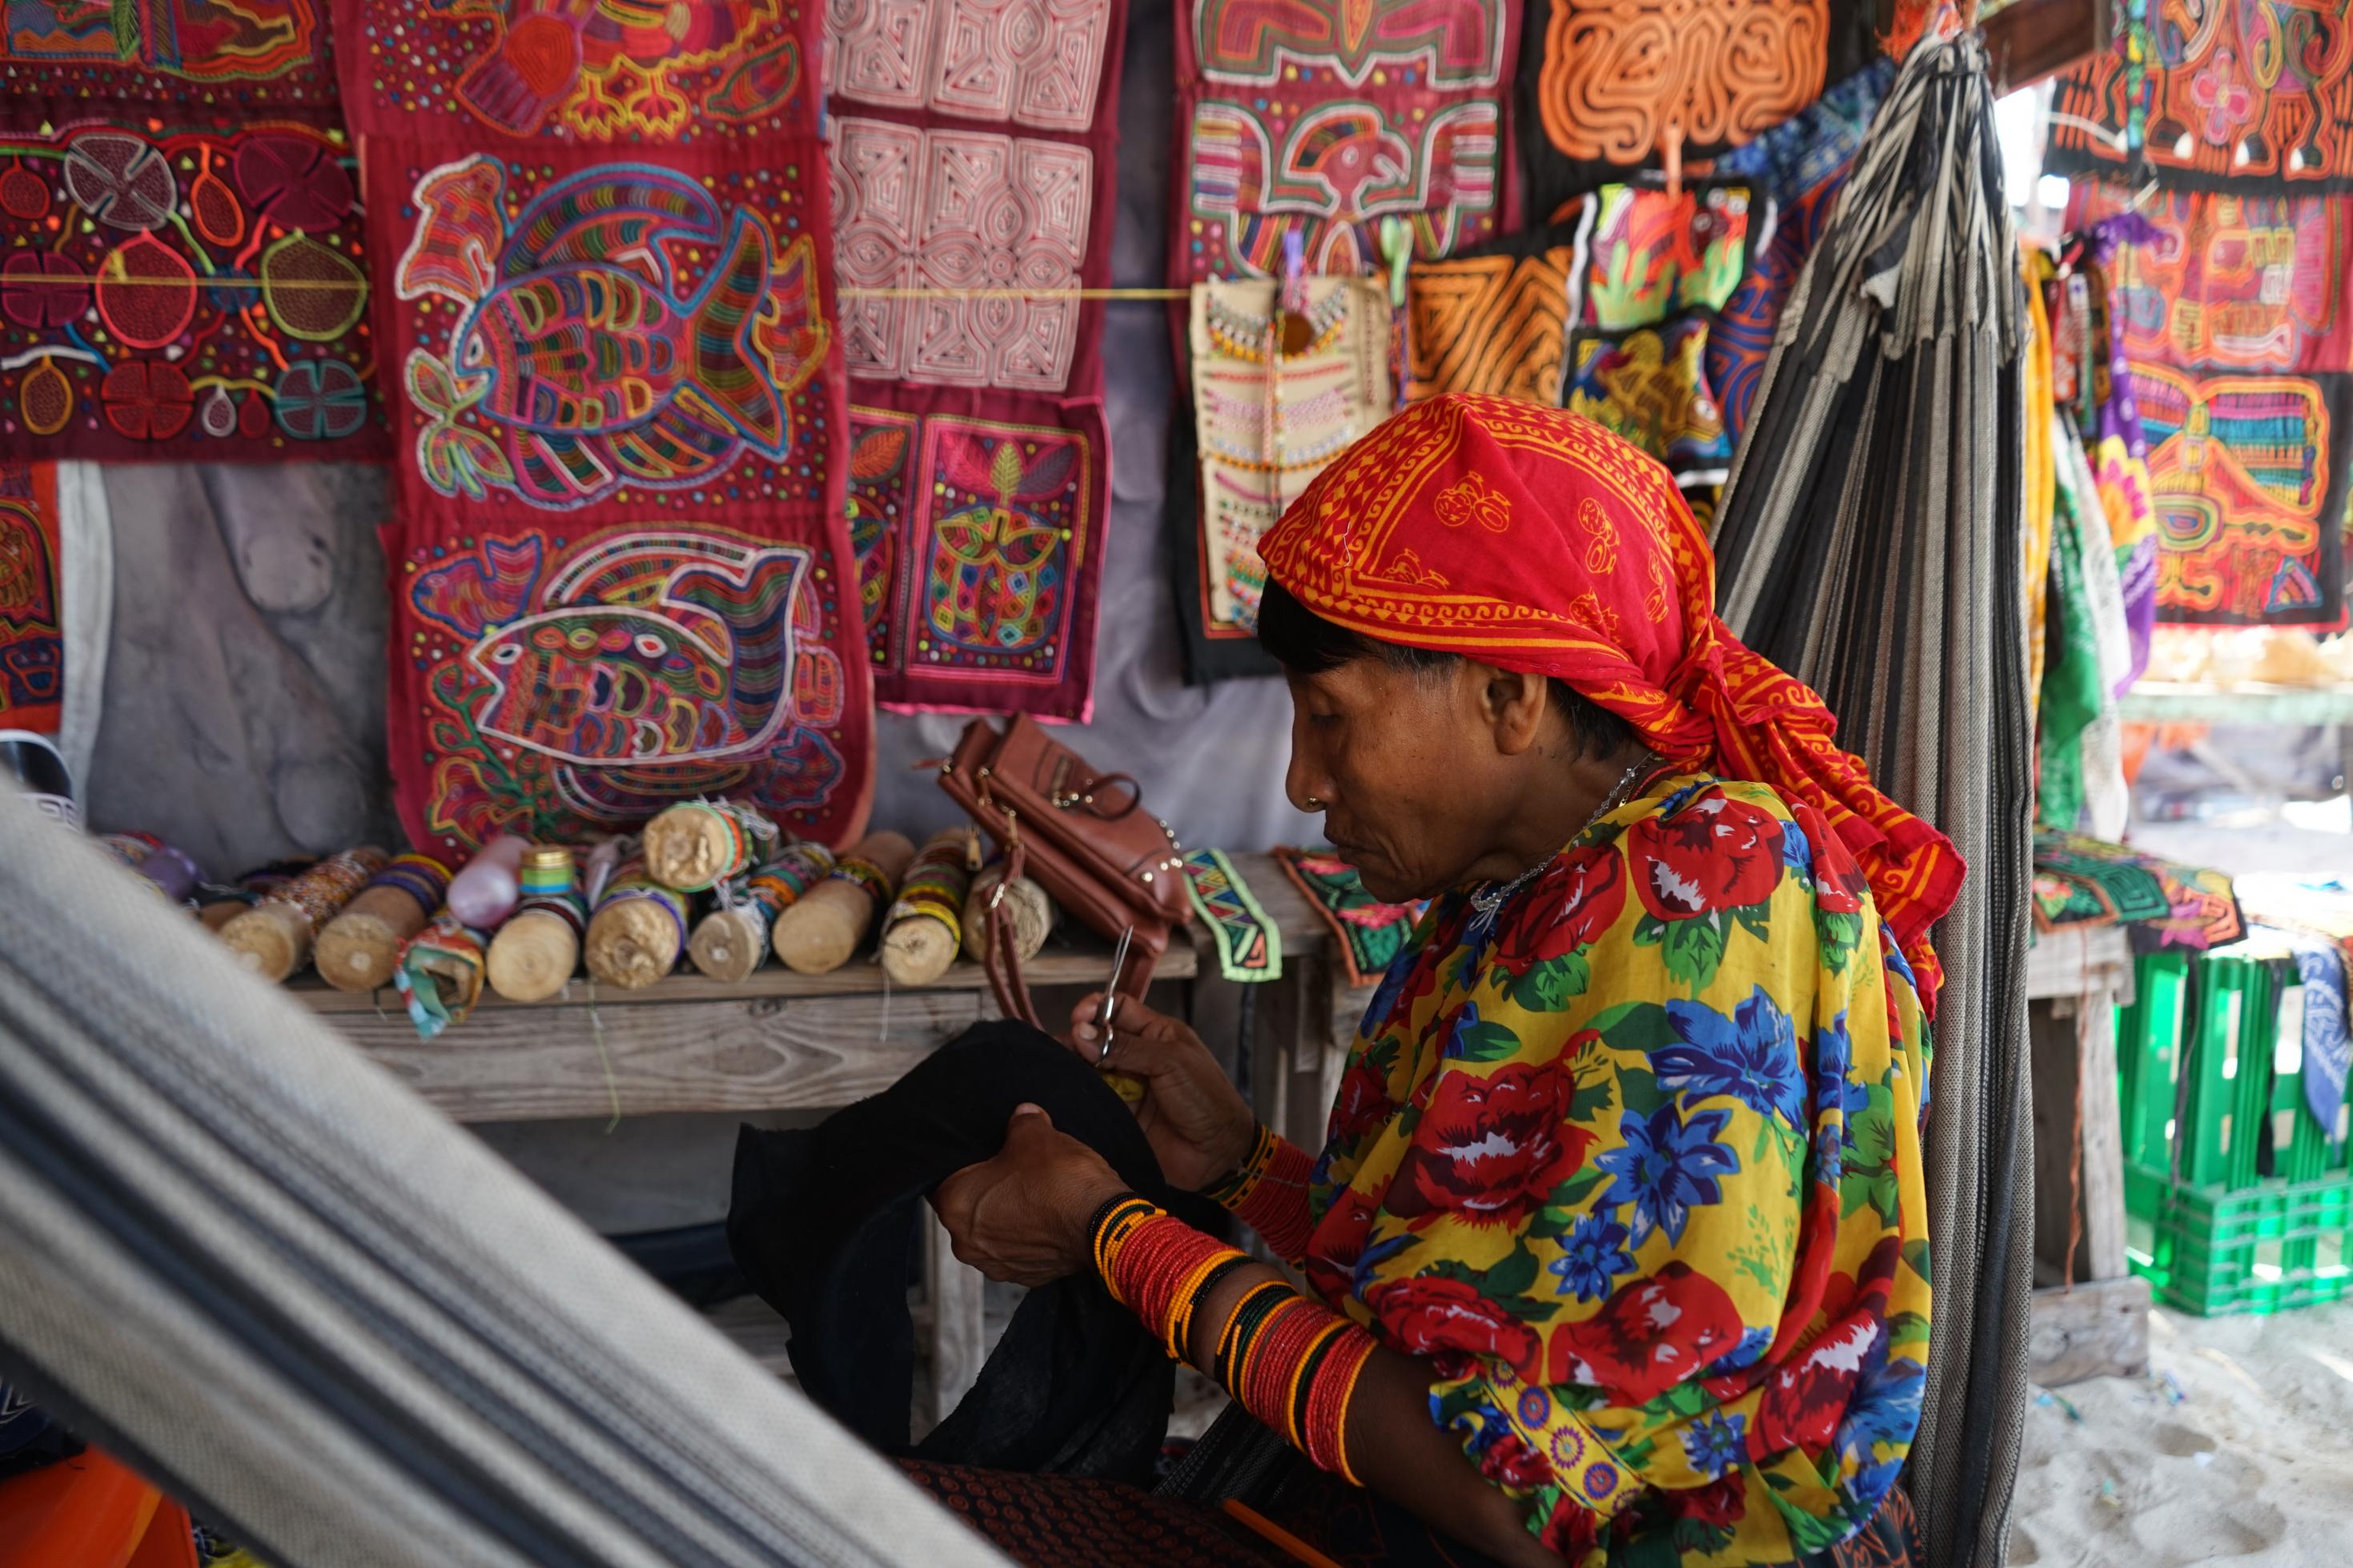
{"left": 1537, "top": 1495, "right": 1604, "bottom": 1560}
{"left": 1672, "top": 1479, "right": 1747, "bottom": 1529}
{"left": 1328, "top": 1058, "right": 1395, "bottom": 1145}
{"left": 1387, "top": 1061, "right": 1594, "bottom": 1228}
{"left": 1629, "top": 789, "right": 1785, "bottom": 920}
{"left": 1546, "top": 1261, "right": 1746, "bottom": 1403}
{"left": 1755, "top": 1305, "right": 1884, "bottom": 1455}
{"left": 1492, "top": 846, "right": 1628, "bottom": 976}
{"left": 1793, "top": 802, "right": 1867, "bottom": 916}
{"left": 1365, "top": 1276, "right": 1541, "bottom": 1366}
{"left": 1303, "top": 1186, "right": 1379, "bottom": 1305}
{"left": 1475, "top": 1429, "right": 1555, "bottom": 1490}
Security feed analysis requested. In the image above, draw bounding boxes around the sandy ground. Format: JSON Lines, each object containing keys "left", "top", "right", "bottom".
{"left": 2009, "top": 1301, "right": 2353, "bottom": 1566}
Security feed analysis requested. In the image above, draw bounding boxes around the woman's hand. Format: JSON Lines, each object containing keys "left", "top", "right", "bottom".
{"left": 1067, "top": 992, "right": 1258, "bottom": 1192}
{"left": 931, "top": 1105, "right": 1129, "bottom": 1288}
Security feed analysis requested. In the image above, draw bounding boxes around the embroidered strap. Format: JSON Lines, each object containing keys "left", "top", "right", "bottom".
{"left": 1180, "top": 848, "right": 1282, "bottom": 984}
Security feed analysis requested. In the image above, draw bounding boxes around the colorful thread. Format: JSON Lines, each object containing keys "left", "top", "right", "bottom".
{"left": 744, "top": 841, "right": 837, "bottom": 916}
{"left": 594, "top": 858, "right": 692, "bottom": 947}
{"left": 369, "top": 852, "right": 455, "bottom": 914}
{"left": 886, "top": 836, "right": 973, "bottom": 945}
{"left": 829, "top": 855, "right": 896, "bottom": 911}
{"left": 259, "top": 848, "right": 387, "bottom": 932}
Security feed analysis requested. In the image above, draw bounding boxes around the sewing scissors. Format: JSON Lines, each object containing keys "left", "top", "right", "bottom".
{"left": 1095, "top": 924, "right": 1134, "bottom": 1065}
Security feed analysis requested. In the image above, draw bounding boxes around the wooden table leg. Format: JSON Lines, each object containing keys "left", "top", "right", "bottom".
{"left": 924, "top": 1211, "right": 986, "bottom": 1427}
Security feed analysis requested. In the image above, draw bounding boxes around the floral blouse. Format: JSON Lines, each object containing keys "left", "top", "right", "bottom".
{"left": 1294, "top": 772, "right": 1932, "bottom": 1566}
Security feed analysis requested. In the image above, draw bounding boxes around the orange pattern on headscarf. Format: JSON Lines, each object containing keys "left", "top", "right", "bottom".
{"left": 1256, "top": 394, "right": 1962, "bottom": 1005}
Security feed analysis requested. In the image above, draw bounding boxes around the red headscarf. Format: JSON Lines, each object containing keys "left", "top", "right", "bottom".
{"left": 1257, "top": 394, "right": 1961, "bottom": 1005}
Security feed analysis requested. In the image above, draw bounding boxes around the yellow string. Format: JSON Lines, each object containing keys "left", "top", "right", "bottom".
{"left": 68, "top": 276, "right": 1195, "bottom": 299}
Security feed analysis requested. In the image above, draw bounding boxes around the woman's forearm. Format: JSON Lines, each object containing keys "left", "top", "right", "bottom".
{"left": 1181, "top": 1263, "right": 1563, "bottom": 1568}
{"left": 1205, "top": 1126, "right": 1319, "bottom": 1261}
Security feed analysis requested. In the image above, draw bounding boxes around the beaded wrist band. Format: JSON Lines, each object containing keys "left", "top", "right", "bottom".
{"left": 1203, "top": 1123, "right": 1319, "bottom": 1263}
{"left": 1093, "top": 1197, "right": 1376, "bottom": 1486}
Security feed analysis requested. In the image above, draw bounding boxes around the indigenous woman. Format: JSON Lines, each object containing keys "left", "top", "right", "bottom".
{"left": 931, "top": 397, "right": 1954, "bottom": 1566}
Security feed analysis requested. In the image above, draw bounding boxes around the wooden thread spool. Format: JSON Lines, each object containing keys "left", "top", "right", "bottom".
{"left": 962, "top": 867, "right": 1056, "bottom": 966}
{"left": 880, "top": 830, "right": 976, "bottom": 987}
{"left": 584, "top": 856, "right": 693, "bottom": 989}
{"left": 314, "top": 853, "right": 452, "bottom": 993}
{"left": 773, "top": 831, "right": 914, "bottom": 976}
{"left": 643, "top": 800, "right": 773, "bottom": 893}
{"left": 487, "top": 846, "right": 585, "bottom": 1002}
{"left": 219, "top": 848, "right": 388, "bottom": 982}
{"left": 197, "top": 857, "right": 315, "bottom": 931}
{"left": 394, "top": 912, "right": 489, "bottom": 1039}
{"left": 689, "top": 842, "right": 834, "bottom": 983}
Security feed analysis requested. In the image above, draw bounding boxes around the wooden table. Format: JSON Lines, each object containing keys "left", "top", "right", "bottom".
{"left": 296, "top": 853, "right": 1339, "bottom": 1422}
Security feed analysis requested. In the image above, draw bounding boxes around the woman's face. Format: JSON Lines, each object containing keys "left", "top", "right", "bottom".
{"left": 1283, "top": 656, "right": 1523, "bottom": 903}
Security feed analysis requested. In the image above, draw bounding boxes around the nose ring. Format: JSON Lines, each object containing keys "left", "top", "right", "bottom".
{"left": 1303, "top": 796, "right": 1324, "bottom": 810}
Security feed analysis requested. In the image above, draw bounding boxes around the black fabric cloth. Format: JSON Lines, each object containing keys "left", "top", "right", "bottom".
{"left": 1167, "top": 402, "right": 1282, "bottom": 687}
{"left": 729, "top": 1021, "right": 1220, "bottom": 1485}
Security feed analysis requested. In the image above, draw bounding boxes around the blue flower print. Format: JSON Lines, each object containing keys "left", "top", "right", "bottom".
{"left": 1657, "top": 986, "right": 1809, "bottom": 1127}
{"left": 1594, "top": 1102, "right": 1740, "bottom": 1246}
{"left": 1781, "top": 812, "right": 1815, "bottom": 884}
{"left": 1548, "top": 1214, "right": 1636, "bottom": 1301}
{"left": 1682, "top": 1410, "right": 1747, "bottom": 1478}
{"left": 1837, "top": 1341, "right": 1923, "bottom": 1454}
{"left": 1809, "top": 1009, "right": 1871, "bottom": 1183}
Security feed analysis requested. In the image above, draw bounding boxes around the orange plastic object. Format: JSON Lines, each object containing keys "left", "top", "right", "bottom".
{"left": 0, "top": 1447, "right": 194, "bottom": 1568}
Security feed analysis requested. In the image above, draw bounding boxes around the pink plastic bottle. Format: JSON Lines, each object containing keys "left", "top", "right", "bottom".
{"left": 444, "top": 834, "right": 528, "bottom": 928}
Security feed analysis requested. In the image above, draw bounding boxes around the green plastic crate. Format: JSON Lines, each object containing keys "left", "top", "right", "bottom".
{"left": 2124, "top": 1163, "right": 2353, "bottom": 1315}
{"left": 2118, "top": 951, "right": 2190, "bottom": 1173}
{"left": 2118, "top": 948, "right": 2346, "bottom": 1191}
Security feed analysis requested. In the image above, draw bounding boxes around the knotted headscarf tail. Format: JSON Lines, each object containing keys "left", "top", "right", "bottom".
{"left": 1256, "top": 394, "right": 1962, "bottom": 1008}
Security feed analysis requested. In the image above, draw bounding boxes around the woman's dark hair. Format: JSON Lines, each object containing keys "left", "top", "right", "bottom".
{"left": 1257, "top": 581, "right": 1636, "bottom": 760}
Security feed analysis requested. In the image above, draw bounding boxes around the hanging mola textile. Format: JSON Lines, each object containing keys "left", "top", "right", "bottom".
{"left": 337, "top": 0, "right": 874, "bottom": 858}
{"left": 1709, "top": 32, "right": 2032, "bottom": 1568}
{"left": 829, "top": 0, "right": 1127, "bottom": 721}
{"left": 2046, "top": 0, "right": 2353, "bottom": 193}
{"left": 2066, "top": 183, "right": 2353, "bottom": 629}
{"left": 0, "top": 5, "right": 383, "bottom": 462}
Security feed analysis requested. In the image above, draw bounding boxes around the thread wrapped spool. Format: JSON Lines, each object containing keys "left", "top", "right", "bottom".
{"left": 197, "top": 858, "right": 316, "bottom": 931}
{"left": 880, "top": 831, "right": 975, "bottom": 987}
{"left": 689, "top": 841, "right": 834, "bottom": 983}
{"left": 773, "top": 831, "right": 914, "bottom": 976}
{"left": 487, "top": 845, "right": 586, "bottom": 1002}
{"left": 962, "top": 866, "right": 1056, "bottom": 966}
{"left": 314, "top": 853, "right": 453, "bottom": 993}
{"left": 584, "top": 854, "right": 693, "bottom": 989}
{"left": 642, "top": 800, "right": 776, "bottom": 893}
{"left": 98, "top": 832, "right": 204, "bottom": 903}
{"left": 218, "top": 848, "right": 389, "bottom": 982}
{"left": 394, "top": 912, "right": 489, "bottom": 1040}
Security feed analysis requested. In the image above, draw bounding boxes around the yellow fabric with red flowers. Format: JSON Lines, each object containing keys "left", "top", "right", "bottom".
{"left": 1301, "top": 769, "right": 1932, "bottom": 1566}
{"left": 1255, "top": 394, "right": 1960, "bottom": 1010}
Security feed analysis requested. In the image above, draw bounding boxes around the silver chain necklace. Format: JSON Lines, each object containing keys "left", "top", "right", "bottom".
{"left": 1468, "top": 751, "right": 1659, "bottom": 925}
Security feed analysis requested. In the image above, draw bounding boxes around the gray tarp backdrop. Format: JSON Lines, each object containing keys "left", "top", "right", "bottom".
{"left": 83, "top": 0, "right": 1316, "bottom": 884}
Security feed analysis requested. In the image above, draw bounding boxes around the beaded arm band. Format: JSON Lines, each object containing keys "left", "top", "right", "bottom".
{"left": 1091, "top": 1195, "right": 1376, "bottom": 1485}
{"left": 1202, "top": 1123, "right": 1319, "bottom": 1264}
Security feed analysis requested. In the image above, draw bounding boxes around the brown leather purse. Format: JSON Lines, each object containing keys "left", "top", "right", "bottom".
{"left": 938, "top": 715, "right": 1188, "bottom": 1027}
